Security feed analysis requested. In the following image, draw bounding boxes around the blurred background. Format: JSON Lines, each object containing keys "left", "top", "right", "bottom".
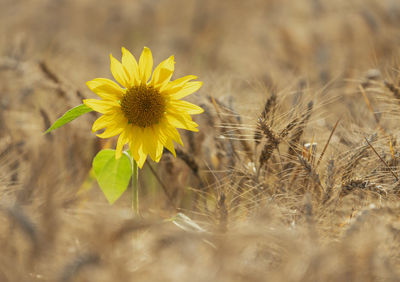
{"left": 2, "top": 0, "right": 400, "bottom": 281}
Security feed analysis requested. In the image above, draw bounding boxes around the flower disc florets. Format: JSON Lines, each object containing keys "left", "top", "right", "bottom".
{"left": 120, "top": 84, "right": 166, "bottom": 128}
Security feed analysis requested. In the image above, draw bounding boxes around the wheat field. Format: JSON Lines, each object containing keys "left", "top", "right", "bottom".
{"left": 2, "top": 0, "right": 400, "bottom": 281}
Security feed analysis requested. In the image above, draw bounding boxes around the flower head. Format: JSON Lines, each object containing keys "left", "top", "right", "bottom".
{"left": 84, "top": 47, "right": 203, "bottom": 168}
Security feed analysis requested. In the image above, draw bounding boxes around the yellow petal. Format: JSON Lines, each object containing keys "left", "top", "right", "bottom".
{"left": 129, "top": 141, "right": 140, "bottom": 165}
{"left": 160, "top": 120, "right": 184, "bottom": 145}
{"left": 96, "top": 124, "right": 125, "bottom": 138}
{"left": 142, "top": 127, "right": 158, "bottom": 161}
{"left": 93, "top": 112, "right": 127, "bottom": 132}
{"left": 157, "top": 125, "right": 176, "bottom": 157}
{"left": 150, "top": 125, "right": 165, "bottom": 162}
{"left": 162, "top": 75, "right": 197, "bottom": 92}
{"left": 110, "top": 54, "right": 130, "bottom": 88}
{"left": 115, "top": 131, "right": 128, "bottom": 159}
{"left": 168, "top": 81, "right": 203, "bottom": 100}
{"left": 168, "top": 100, "right": 204, "bottom": 114}
{"left": 154, "top": 140, "right": 164, "bottom": 162}
{"left": 86, "top": 78, "right": 124, "bottom": 101}
{"left": 83, "top": 99, "right": 120, "bottom": 114}
{"left": 92, "top": 115, "right": 112, "bottom": 132}
{"left": 136, "top": 148, "right": 147, "bottom": 168}
{"left": 151, "top": 55, "right": 175, "bottom": 89}
{"left": 121, "top": 47, "right": 140, "bottom": 85}
{"left": 165, "top": 113, "right": 199, "bottom": 132}
{"left": 138, "top": 47, "right": 153, "bottom": 84}
{"left": 129, "top": 126, "right": 147, "bottom": 168}
{"left": 128, "top": 126, "right": 140, "bottom": 159}
{"left": 164, "top": 138, "right": 176, "bottom": 157}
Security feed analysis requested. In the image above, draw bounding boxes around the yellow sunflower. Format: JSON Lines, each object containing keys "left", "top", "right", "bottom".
{"left": 83, "top": 47, "right": 203, "bottom": 168}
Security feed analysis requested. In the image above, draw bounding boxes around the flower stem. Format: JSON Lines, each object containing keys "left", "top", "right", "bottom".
{"left": 131, "top": 158, "right": 139, "bottom": 215}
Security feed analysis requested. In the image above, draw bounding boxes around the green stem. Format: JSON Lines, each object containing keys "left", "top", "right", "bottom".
{"left": 131, "top": 157, "right": 139, "bottom": 215}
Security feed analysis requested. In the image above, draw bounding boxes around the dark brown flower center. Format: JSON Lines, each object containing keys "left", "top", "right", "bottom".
{"left": 120, "top": 85, "right": 166, "bottom": 128}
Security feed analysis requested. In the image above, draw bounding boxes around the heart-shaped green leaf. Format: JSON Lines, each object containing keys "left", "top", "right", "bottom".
{"left": 44, "top": 104, "right": 93, "bottom": 133}
{"left": 92, "top": 149, "right": 132, "bottom": 204}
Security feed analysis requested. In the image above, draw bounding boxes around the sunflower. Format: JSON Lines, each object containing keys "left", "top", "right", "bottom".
{"left": 83, "top": 47, "right": 203, "bottom": 168}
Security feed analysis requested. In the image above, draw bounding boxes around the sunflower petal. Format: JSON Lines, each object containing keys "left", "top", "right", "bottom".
{"left": 169, "top": 100, "right": 204, "bottom": 114}
{"left": 168, "top": 81, "right": 203, "bottom": 100}
{"left": 151, "top": 55, "right": 175, "bottom": 89}
{"left": 164, "top": 138, "right": 176, "bottom": 157}
{"left": 154, "top": 140, "right": 164, "bottom": 162}
{"left": 127, "top": 126, "right": 139, "bottom": 158}
{"left": 115, "top": 131, "right": 129, "bottom": 159}
{"left": 86, "top": 78, "right": 124, "bottom": 101}
{"left": 162, "top": 121, "right": 184, "bottom": 145}
{"left": 92, "top": 115, "right": 112, "bottom": 132}
{"left": 142, "top": 127, "right": 158, "bottom": 161}
{"left": 83, "top": 99, "right": 120, "bottom": 114}
{"left": 110, "top": 54, "right": 130, "bottom": 88}
{"left": 157, "top": 125, "right": 176, "bottom": 157}
{"left": 163, "top": 75, "right": 197, "bottom": 92}
{"left": 138, "top": 47, "right": 153, "bottom": 84}
{"left": 130, "top": 127, "right": 148, "bottom": 168}
{"left": 165, "top": 113, "right": 199, "bottom": 132}
{"left": 96, "top": 125, "right": 124, "bottom": 139}
{"left": 121, "top": 47, "right": 140, "bottom": 85}
{"left": 136, "top": 147, "right": 147, "bottom": 168}
{"left": 150, "top": 125, "right": 165, "bottom": 162}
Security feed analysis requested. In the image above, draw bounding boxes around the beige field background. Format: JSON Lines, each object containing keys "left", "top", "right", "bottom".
{"left": 2, "top": 0, "right": 400, "bottom": 281}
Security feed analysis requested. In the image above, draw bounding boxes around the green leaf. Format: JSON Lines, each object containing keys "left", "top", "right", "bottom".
{"left": 93, "top": 149, "right": 132, "bottom": 204}
{"left": 44, "top": 104, "right": 93, "bottom": 133}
